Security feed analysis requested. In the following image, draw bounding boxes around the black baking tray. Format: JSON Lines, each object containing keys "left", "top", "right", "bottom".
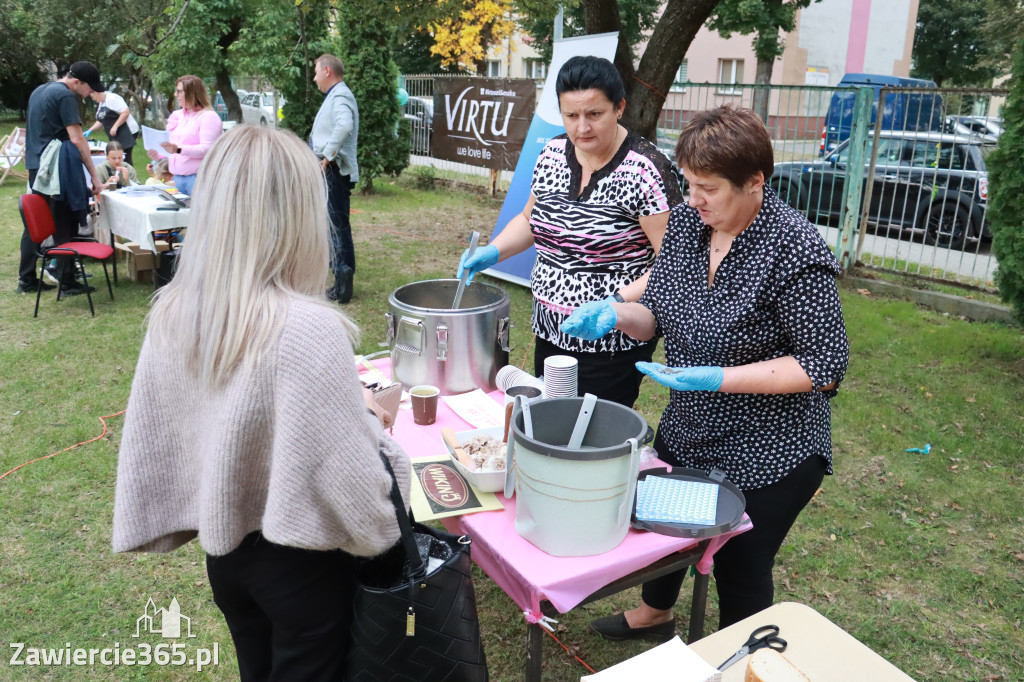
{"left": 631, "top": 467, "right": 747, "bottom": 538}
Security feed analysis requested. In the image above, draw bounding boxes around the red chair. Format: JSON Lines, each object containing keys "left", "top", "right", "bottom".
{"left": 19, "top": 194, "right": 115, "bottom": 317}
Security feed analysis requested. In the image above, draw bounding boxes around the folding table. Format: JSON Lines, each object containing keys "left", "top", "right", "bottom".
{"left": 372, "top": 359, "right": 752, "bottom": 681}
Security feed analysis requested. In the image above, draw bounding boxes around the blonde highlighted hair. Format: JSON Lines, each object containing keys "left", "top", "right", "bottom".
{"left": 148, "top": 126, "right": 357, "bottom": 388}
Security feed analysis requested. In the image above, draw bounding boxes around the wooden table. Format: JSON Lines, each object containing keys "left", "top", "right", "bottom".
{"left": 687, "top": 601, "right": 916, "bottom": 681}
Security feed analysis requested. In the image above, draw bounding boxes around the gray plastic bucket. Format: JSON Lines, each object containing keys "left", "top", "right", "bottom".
{"left": 511, "top": 397, "right": 647, "bottom": 556}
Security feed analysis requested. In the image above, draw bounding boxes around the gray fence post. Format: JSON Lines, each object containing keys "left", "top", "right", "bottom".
{"left": 836, "top": 87, "right": 873, "bottom": 271}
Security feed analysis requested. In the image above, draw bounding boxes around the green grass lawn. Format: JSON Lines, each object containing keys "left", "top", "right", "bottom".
{"left": 1, "top": 121, "right": 1023, "bottom": 680}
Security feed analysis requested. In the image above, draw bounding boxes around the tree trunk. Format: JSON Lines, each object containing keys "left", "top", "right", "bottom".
{"left": 216, "top": 17, "right": 244, "bottom": 123}
{"left": 215, "top": 70, "right": 242, "bottom": 122}
{"left": 583, "top": 0, "right": 723, "bottom": 142}
{"left": 582, "top": 0, "right": 635, "bottom": 87}
{"left": 752, "top": 55, "right": 774, "bottom": 123}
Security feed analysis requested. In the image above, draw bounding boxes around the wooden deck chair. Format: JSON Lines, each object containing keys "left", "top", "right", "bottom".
{"left": 0, "top": 127, "right": 28, "bottom": 186}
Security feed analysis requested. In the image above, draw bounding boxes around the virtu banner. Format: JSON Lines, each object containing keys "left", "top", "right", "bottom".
{"left": 430, "top": 78, "right": 536, "bottom": 171}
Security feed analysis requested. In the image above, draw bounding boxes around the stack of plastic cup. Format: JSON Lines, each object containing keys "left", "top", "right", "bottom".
{"left": 496, "top": 365, "right": 544, "bottom": 392}
{"left": 542, "top": 355, "right": 578, "bottom": 398}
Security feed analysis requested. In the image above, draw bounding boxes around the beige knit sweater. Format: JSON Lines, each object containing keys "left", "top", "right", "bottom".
{"left": 112, "top": 298, "right": 411, "bottom": 557}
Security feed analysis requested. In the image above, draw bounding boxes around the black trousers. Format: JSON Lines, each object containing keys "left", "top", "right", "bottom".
{"left": 641, "top": 441, "right": 826, "bottom": 628}
{"left": 325, "top": 165, "right": 354, "bottom": 274}
{"left": 206, "top": 532, "right": 358, "bottom": 682}
{"left": 19, "top": 168, "right": 80, "bottom": 286}
{"left": 533, "top": 336, "right": 657, "bottom": 408}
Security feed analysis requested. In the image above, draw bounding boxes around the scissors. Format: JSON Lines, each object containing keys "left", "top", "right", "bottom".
{"left": 717, "top": 624, "right": 787, "bottom": 671}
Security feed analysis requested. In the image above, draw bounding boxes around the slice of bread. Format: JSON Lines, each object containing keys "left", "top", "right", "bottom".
{"left": 744, "top": 648, "right": 810, "bottom": 682}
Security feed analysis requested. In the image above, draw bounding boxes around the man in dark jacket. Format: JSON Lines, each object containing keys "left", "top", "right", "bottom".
{"left": 17, "top": 61, "right": 104, "bottom": 295}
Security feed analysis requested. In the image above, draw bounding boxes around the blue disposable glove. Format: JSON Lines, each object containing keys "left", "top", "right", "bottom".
{"left": 560, "top": 300, "right": 617, "bottom": 341}
{"left": 83, "top": 130, "right": 92, "bottom": 139}
{"left": 457, "top": 244, "right": 499, "bottom": 285}
{"left": 636, "top": 362, "right": 724, "bottom": 392}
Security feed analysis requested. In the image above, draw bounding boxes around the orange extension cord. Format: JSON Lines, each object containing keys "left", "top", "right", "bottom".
{"left": 543, "top": 626, "right": 597, "bottom": 674}
{"left": 0, "top": 409, "right": 125, "bottom": 482}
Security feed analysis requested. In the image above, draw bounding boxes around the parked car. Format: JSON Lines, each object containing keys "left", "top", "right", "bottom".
{"left": 239, "top": 91, "right": 283, "bottom": 128}
{"left": 772, "top": 130, "right": 995, "bottom": 250}
{"left": 820, "top": 73, "right": 943, "bottom": 156}
{"left": 944, "top": 115, "right": 1003, "bottom": 142}
{"left": 403, "top": 96, "right": 433, "bottom": 154}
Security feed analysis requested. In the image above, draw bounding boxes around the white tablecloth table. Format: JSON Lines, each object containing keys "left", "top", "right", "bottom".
{"left": 96, "top": 188, "right": 189, "bottom": 252}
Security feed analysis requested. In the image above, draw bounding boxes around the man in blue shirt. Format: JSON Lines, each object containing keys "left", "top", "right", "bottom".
{"left": 310, "top": 54, "right": 359, "bottom": 303}
{"left": 18, "top": 61, "right": 104, "bottom": 295}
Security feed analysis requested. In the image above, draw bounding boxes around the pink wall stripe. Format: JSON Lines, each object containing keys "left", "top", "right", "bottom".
{"left": 845, "top": 0, "right": 872, "bottom": 74}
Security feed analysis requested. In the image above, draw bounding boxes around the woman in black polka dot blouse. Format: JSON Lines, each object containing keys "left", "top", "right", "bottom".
{"left": 562, "top": 106, "right": 849, "bottom": 641}
{"left": 457, "top": 56, "right": 683, "bottom": 407}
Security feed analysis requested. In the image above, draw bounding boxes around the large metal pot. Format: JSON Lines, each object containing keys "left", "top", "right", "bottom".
{"left": 384, "top": 279, "right": 511, "bottom": 395}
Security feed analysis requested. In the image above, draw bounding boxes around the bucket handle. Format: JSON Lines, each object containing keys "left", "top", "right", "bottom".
{"left": 619, "top": 437, "right": 641, "bottom": 527}
{"left": 380, "top": 311, "right": 395, "bottom": 348}
{"left": 498, "top": 316, "right": 511, "bottom": 352}
{"left": 436, "top": 324, "right": 448, "bottom": 361}
{"left": 503, "top": 394, "right": 527, "bottom": 499}
{"left": 394, "top": 316, "right": 424, "bottom": 356}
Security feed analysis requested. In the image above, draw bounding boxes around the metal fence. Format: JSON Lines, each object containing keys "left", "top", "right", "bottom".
{"left": 402, "top": 75, "right": 1007, "bottom": 291}
{"left": 659, "top": 82, "right": 1006, "bottom": 291}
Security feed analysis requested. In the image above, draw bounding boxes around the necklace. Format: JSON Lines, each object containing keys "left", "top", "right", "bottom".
{"left": 580, "top": 127, "right": 624, "bottom": 173}
{"left": 712, "top": 229, "right": 722, "bottom": 253}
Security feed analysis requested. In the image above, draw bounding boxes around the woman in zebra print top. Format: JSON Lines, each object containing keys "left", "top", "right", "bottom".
{"left": 458, "top": 55, "right": 683, "bottom": 407}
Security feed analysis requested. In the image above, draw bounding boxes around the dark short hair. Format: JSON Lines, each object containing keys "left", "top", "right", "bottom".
{"left": 106, "top": 141, "right": 124, "bottom": 152}
{"left": 316, "top": 54, "right": 345, "bottom": 79}
{"left": 675, "top": 106, "right": 775, "bottom": 188}
{"left": 555, "top": 56, "right": 625, "bottom": 108}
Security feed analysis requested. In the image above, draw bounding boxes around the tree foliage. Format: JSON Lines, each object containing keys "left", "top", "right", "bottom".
{"left": 912, "top": 0, "right": 998, "bottom": 86}
{"left": 393, "top": 29, "right": 450, "bottom": 75}
{"left": 983, "top": 39, "right": 1024, "bottom": 324}
{"left": 706, "top": 0, "right": 819, "bottom": 121}
{"left": 273, "top": 1, "right": 331, "bottom": 139}
{"left": 430, "top": 0, "right": 519, "bottom": 74}
{"left": 513, "top": 0, "right": 723, "bottom": 140}
{"left": 579, "top": 0, "right": 723, "bottom": 141}
{"left": 141, "top": 0, "right": 247, "bottom": 121}
{"left": 517, "top": 0, "right": 660, "bottom": 65}
{"left": 980, "top": 0, "right": 1024, "bottom": 75}
{"left": 337, "top": 0, "right": 409, "bottom": 192}
{"left": 0, "top": 0, "right": 45, "bottom": 110}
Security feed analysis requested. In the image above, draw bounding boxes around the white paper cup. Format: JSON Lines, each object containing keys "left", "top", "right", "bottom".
{"left": 496, "top": 365, "right": 542, "bottom": 392}
{"left": 543, "top": 355, "right": 578, "bottom": 398}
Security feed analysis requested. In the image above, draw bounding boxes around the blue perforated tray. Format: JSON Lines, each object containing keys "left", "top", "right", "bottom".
{"left": 631, "top": 467, "right": 746, "bottom": 539}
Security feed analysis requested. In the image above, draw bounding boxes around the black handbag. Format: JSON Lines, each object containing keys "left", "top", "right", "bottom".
{"left": 345, "top": 451, "right": 488, "bottom": 682}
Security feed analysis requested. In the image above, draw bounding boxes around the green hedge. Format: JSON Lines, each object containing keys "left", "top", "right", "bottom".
{"left": 986, "top": 39, "right": 1024, "bottom": 324}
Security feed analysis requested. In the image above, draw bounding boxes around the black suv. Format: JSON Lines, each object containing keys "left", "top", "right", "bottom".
{"left": 770, "top": 131, "right": 994, "bottom": 249}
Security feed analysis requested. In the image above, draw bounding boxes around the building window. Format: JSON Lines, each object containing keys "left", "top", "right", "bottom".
{"left": 525, "top": 59, "right": 547, "bottom": 80}
{"left": 487, "top": 60, "right": 502, "bottom": 78}
{"left": 670, "top": 60, "right": 688, "bottom": 93}
{"left": 717, "top": 59, "right": 744, "bottom": 95}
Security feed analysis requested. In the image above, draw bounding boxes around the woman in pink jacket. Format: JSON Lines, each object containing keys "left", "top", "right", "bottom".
{"left": 148, "top": 75, "right": 222, "bottom": 196}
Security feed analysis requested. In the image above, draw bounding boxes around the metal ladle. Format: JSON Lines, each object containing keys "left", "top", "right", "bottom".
{"left": 452, "top": 231, "right": 480, "bottom": 310}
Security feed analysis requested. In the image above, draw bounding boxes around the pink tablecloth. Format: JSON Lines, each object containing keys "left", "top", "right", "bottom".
{"left": 368, "top": 358, "right": 751, "bottom": 621}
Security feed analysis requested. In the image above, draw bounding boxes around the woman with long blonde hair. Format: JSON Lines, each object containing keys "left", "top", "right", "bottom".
{"left": 147, "top": 74, "right": 222, "bottom": 196}
{"left": 114, "top": 126, "right": 409, "bottom": 680}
